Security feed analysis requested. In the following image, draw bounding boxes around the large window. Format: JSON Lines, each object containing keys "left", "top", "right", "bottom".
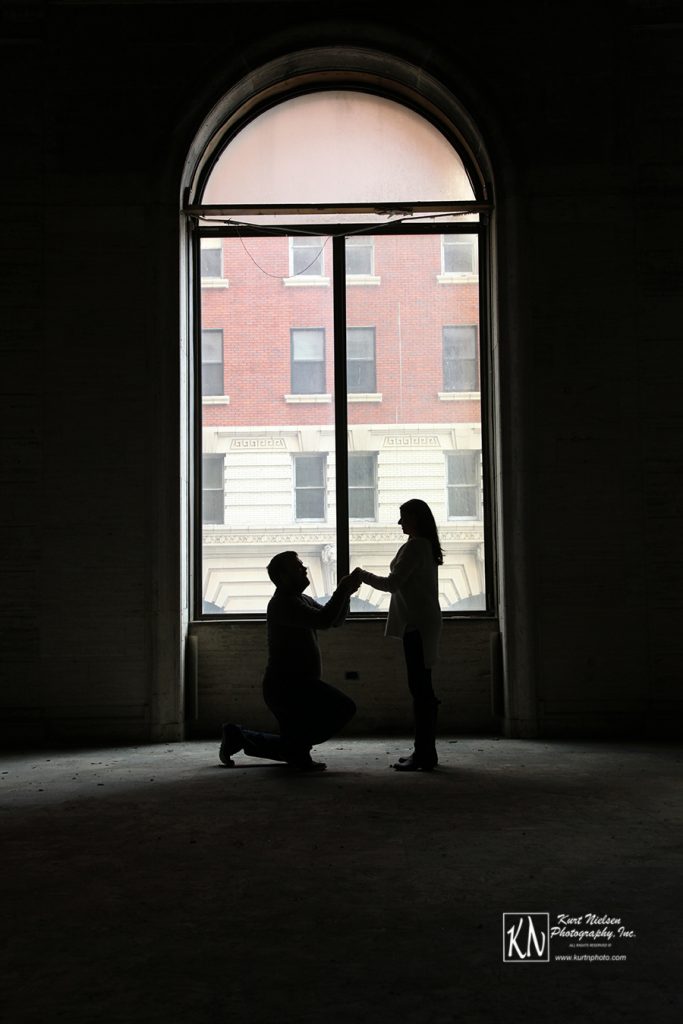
{"left": 193, "top": 89, "right": 491, "bottom": 616}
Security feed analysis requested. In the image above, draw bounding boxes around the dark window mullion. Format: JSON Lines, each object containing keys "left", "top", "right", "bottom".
{"left": 333, "top": 236, "right": 349, "bottom": 578}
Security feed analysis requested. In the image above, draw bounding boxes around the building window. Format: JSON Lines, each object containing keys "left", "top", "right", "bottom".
{"left": 347, "top": 327, "right": 376, "bottom": 393}
{"left": 201, "top": 329, "right": 224, "bottom": 395}
{"left": 202, "top": 454, "right": 225, "bottom": 524}
{"left": 446, "top": 451, "right": 480, "bottom": 518}
{"left": 201, "top": 248, "right": 222, "bottom": 278}
{"left": 443, "top": 326, "right": 478, "bottom": 392}
{"left": 291, "top": 329, "right": 326, "bottom": 394}
{"left": 294, "top": 455, "right": 327, "bottom": 520}
{"left": 349, "top": 454, "right": 377, "bottom": 519}
{"left": 442, "top": 235, "right": 478, "bottom": 275}
{"left": 346, "top": 236, "right": 374, "bottom": 276}
{"left": 290, "top": 236, "right": 325, "bottom": 277}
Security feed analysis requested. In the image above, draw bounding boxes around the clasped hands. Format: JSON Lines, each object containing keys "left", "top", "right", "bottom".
{"left": 339, "top": 566, "right": 364, "bottom": 593}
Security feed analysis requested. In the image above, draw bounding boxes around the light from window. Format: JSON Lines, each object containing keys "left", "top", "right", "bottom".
{"left": 201, "top": 329, "right": 224, "bottom": 395}
{"left": 442, "top": 235, "right": 477, "bottom": 274}
{"left": 291, "top": 328, "right": 326, "bottom": 393}
{"left": 202, "top": 454, "right": 225, "bottom": 523}
{"left": 346, "top": 236, "right": 374, "bottom": 275}
{"left": 447, "top": 451, "right": 479, "bottom": 518}
{"left": 349, "top": 454, "right": 377, "bottom": 519}
{"left": 291, "top": 236, "right": 325, "bottom": 276}
{"left": 295, "top": 455, "right": 327, "bottom": 520}
{"left": 443, "top": 326, "right": 478, "bottom": 391}
{"left": 347, "top": 327, "right": 376, "bottom": 393}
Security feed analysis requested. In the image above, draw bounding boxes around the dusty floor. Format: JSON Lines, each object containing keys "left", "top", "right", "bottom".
{"left": 2, "top": 737, "right": 682, "bottom": 1024}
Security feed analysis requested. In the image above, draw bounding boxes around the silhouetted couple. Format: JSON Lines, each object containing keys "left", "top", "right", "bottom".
{"left": 220, "top": 499, "right": 443, "bottom": 773}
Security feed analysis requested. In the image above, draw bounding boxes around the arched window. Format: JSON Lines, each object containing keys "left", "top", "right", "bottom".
{"left": 185, "top": 66, "right": 494, "bottom": 617}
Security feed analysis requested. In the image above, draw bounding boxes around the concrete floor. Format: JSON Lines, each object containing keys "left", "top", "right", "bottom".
{"left": 2, "top": 737, "right": 681, "bottom": 1024}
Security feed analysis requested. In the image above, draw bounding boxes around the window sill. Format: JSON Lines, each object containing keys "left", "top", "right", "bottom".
{"left": 438, "top": 391, "right": 480, "bottom": 401}
{"left": 348, "top": 393, "right": 382, "bottom": 403}
{"left": 346, "top": 275, "right": 381, "bottom": 286}
{"left": 285, "top": 393, "right": 332, "bottom": 403}
{"left": 283, "top": 276, "right": 331, "bottom": 287}
{"left": 202, "top": 395, "right": 230, "bottom": 405}
{"left": 436, "top": 273, "right": 478, "bottom": 284}
{"left": 201, "top": 278, "right": 230, "bottom": 289}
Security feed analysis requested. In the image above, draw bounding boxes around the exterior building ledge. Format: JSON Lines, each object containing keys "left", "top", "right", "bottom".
{"left": 284, "top": 393, "right": 332, "bottom": 403}
{"left": 202, "top": 395, "right": 230, "bottom": 405}
{"left": 200, "top": 278, "right": 230, "bottom": 288}
{"left": 282, "top": 276, "right": 331, "bottom": 287}
{"left": 436, "top": 273, "right": 479, "bottom": 285}
{"left": 346, "top": 275, "right": 381, "bottom": 286}
{"left": 438, "top": 391, "right": 480, "bottom": 401}
{"left": 348, "top": 392, "right": 382, "bottom": 403}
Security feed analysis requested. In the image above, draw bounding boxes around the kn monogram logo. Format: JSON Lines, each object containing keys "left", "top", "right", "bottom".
{"left": 502, "top": 913, "right": 550, "bottom": 963}
{"left": 502, "top": 911, "right": 636, "bottom": 964}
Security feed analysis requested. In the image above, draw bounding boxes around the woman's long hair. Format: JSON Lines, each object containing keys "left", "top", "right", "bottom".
{"left": 401, "top": 498, "right": 444, "bottom": 565}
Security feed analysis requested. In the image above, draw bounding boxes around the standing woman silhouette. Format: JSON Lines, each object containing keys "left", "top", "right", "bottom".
{"left": 357, "top": 498, "right": 443, "bottom": 771}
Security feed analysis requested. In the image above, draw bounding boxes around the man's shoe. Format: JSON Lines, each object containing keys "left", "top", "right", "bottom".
{"left": 286, "top": 755, "right": 327, "bottom": 772}
{"left": 392, "top": 753, "right": 437, "bottom": 772}
{"left": 219, "top": 723, "right": 244, "bottom": 767}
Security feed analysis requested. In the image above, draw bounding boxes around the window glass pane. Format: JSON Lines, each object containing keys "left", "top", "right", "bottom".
{"left": 349, "top": 488, "right": 374, "bottom": 519}
{"left": 347, "top": 328, "right": 374, "bottom": 360}
{"left": 443, "top": 326, "right": 478, "bottom": 392}
{"left": 201, "top": 329, "right": 225, "bottom": 396}
{"left": 443, "top": 237, "right": 477, "bottom": 274}
{"left": 200, "top": 236, "right": 335, "bottom": 613}
{"left": 347, "top": 361, "right": 376, "bottom": 393}
{"left": 349, "top": 454, "right": 374, "bottom": 487}
{"left": 346, "top": 237, "right": 373, "bottom": 275}
{"left": 295, "top": 455, "right": 325, "bottom": 487}
{"left": 201, "top": 248, "right": 222, "bottom": 278}
{"left": 202, "top": 364, "right": 224, "bottom": 396}
{"left": 203, "top": 455, "right": 224, "bottom": 488}
{"left": 348, "top": 233, "right": 485, "bottom": 612}
{"left": 347, "top": 327, "right": 376, "bottom": 393}
{"left": 292, "top": 329, "right": 324, "bottom": 361}
{"left": 202, "top": 329, "right": 223, "bottom": 362}
{"left": 202, "top": 455, "right": 224, "bottom": 525}
{"left": 447, "top": 450, "right": 477, "bottom": 485}
{"left": 292, "top": 237, "right": 324, "bottom": 276}
{"left": 202, "top": 92, "right": 476, "bottom": 206}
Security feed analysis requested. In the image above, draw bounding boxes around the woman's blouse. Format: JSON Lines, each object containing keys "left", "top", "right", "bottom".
{"left": 360, "top": 536, "right": 442, "bottom": 667}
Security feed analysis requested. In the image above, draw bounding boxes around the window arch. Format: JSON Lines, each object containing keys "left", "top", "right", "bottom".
{"left": 183, "top": 50, "right": 496, "bottom": 618}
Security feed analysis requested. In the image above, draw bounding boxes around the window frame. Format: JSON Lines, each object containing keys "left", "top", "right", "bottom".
{"left": 192, "top": 221, "right": 493, "bottom": 619}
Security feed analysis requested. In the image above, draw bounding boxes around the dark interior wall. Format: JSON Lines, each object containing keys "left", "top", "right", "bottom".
{"left": 1, "top": 0, "right": 681, "bottom": 743}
